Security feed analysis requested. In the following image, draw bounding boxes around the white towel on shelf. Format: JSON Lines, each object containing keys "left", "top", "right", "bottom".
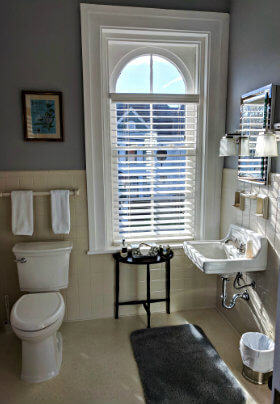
{"left": 11, "top": 191, "right": 34, "bottom": 236}
{"left": 51, "top": 190, "right": 70, "bottom": 234}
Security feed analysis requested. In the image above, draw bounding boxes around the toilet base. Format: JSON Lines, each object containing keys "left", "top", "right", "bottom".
{"left": 21, "top": 331, "right": 63, "bottom": 383}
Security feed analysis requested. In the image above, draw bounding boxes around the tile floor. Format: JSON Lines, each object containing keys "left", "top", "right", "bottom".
{"left": 0, "top": 309, "right": 271, "bottom": 404}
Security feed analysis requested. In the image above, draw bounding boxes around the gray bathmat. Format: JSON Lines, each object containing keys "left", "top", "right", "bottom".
{"left": 130, "top": 324, "right": 246, "bottom": 404}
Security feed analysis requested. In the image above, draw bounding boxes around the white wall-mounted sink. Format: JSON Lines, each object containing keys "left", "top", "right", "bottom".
{"left": 183, "top": 224, "right": 267, "bottom": 275}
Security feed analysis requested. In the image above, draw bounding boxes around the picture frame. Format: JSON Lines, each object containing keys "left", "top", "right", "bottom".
{"left": 22, "top": 91, "right": 64, "bottom": 141}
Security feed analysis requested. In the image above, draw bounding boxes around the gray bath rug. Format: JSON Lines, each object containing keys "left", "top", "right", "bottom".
{"left": 130, "top": 324, "right": 246, "bottom": 404}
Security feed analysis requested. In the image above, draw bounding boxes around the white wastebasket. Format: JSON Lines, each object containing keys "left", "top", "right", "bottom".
{"left": 240, "top": 332, "right": 274, "bottom": 384}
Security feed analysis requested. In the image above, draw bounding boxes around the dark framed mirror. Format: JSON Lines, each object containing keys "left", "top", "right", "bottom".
{"left": 238, "top": 84, "right": 280, "bottom": 185}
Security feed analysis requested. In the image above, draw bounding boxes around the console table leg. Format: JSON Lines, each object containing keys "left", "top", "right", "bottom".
{"left": 166, "top": 260, "right": 170, "bottom": 314}
{"left": 115, "top": 261, "right": 119, "bottom": 319}
{"left": 147, "top": 264, "right": 151, "bottom": 328}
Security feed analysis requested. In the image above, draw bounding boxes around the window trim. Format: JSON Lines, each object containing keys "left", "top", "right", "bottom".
{"left": 81, "top": 4, "right": 229, "bottom": 254}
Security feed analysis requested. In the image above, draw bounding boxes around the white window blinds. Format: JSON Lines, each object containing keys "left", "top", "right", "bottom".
{"left": 110, "top": 101, "right": 198, "bottom": 243}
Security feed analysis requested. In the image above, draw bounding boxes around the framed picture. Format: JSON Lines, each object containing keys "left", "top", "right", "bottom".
{"left": 22, "top": 91, "right": 63, "bottom": 141}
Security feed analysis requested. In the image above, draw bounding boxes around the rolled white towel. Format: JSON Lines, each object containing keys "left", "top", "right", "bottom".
{"left": 50, "top": 190, "right": 70, "bottom": 234}
{"left": 11, "top": 191, "right": 34, "bottom": 236}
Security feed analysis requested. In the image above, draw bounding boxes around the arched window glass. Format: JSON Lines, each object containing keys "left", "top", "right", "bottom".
{"left": 153, "top": 55, "right": 185, "bottom": 94}
{"left": 116, "top": 54, "right": 186, "bottom": 94}
{"left": 116, "top": 55, "right": 150, "bottom": 93}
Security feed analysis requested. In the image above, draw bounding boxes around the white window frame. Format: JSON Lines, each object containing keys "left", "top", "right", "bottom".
{"left": 81, "top": 4, "right": 229, "bottom": 254}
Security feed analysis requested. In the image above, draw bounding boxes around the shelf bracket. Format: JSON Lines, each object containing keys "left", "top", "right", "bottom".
{"left": 232, "top": 191, "right": 269, "bottom": 219}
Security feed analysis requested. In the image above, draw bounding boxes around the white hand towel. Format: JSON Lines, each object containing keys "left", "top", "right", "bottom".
{"left": 51, "top": 190, "right": 70, "bottom": 234}
{"left": 11, "top": 191, "right": 34, "bottom": 236}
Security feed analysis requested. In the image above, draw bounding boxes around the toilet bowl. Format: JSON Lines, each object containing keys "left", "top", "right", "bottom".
{"left": 11, "top": 292, "right": 65, "bottom": 383}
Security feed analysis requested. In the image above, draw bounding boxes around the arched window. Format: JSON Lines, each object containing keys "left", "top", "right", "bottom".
{"left": 116, "top": 55, "right": 186, "bottom": 94}
{"left": 81, "top": 7, "right": 229, "bottom": 253}
{"left": 110, "top": 52, "right": 199, "bottom": 243}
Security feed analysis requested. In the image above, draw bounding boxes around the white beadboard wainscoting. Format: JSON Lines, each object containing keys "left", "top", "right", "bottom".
{"left": 0, "top": 170, "right": 217, "bottom": 323}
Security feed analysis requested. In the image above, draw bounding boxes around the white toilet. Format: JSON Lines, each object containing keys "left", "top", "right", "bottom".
{"left": 10, "top": 241, "right": 72, "bottom": 383}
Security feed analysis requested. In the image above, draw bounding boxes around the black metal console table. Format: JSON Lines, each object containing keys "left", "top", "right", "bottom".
{"left": 113, "top": 251, "right": 173, "bottom": 328}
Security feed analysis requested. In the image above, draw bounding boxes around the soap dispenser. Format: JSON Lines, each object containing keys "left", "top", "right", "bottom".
{"left": 246, "top": 239, "right": 254, "bottom": 258}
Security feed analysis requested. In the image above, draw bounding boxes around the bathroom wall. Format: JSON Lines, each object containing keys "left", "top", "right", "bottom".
{"left": 218, "top": 168, "right": 280, "bottom": 339}
{"left": 0, "top": 0, "right": 229, "bottom": 171}
{"left": 0, "top": 0, "right": 229, "bottom": 325}
{"left": 0, "top": 170, "right": 217, "bottom": 324}
{"left": 225, "top": 0, "right": 280, "bottom": 172}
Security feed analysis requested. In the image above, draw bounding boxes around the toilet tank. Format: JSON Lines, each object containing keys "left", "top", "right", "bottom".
{"left": 13, "top": 241, "right": 73, "bottom": 292}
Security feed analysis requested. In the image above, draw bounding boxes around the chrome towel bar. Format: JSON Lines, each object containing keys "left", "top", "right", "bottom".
{"left": 0, "top": 189, "right": 80, "bottom": 197}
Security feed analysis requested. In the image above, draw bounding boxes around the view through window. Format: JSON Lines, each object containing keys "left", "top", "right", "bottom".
{"left": 110, "top": 54, "right": 198, "bottom": 243}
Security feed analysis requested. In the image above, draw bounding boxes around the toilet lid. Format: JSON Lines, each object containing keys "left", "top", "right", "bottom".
{"left": 11, "top": 292, "right": 64, "bottom": 331}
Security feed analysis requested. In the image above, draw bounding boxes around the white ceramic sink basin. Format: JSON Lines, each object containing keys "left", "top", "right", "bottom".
{"left": 183, "top": 224, "right": 267, "bottom": 275}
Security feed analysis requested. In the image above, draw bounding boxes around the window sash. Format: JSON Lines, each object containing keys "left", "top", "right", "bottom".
{"left": 110, "top": 93, "right": 199, "bottom": 103}
{"left": 110, "top": 100, "right": 199, "bottom": 244}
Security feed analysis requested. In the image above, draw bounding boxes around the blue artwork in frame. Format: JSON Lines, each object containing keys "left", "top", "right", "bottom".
{"left": 22, "top": 91, "right": 63, "bottom": 141}
{"left": 31, "top": 99, "right": 56, "bottom": 134}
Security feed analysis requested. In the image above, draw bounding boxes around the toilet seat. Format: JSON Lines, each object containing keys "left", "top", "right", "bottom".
{"left": 11, "top": 292, "right": 64, "bottom": 332}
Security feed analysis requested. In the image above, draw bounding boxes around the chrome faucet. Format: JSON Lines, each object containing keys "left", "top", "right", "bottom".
{"left": 238, "top": 243, "right": 246, "bottom": 254}
{"left": 224, "top": 238, "right": 246, "bottom": 254}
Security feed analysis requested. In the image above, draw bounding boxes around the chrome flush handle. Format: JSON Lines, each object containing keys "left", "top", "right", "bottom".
{"left": 14, "top": 257, "right": 27, "bottom": 264}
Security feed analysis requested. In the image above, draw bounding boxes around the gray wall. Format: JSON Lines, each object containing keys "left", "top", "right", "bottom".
{"left": 225, "top": 0, "right": 280, "bottom": 172}
{"left": 0, "top": 0, "right": 229, "bottom": 171}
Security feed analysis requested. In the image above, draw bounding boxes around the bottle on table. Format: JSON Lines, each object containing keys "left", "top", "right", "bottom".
{"left": 120, "top": 239, "right": 128, "bottom": 258}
